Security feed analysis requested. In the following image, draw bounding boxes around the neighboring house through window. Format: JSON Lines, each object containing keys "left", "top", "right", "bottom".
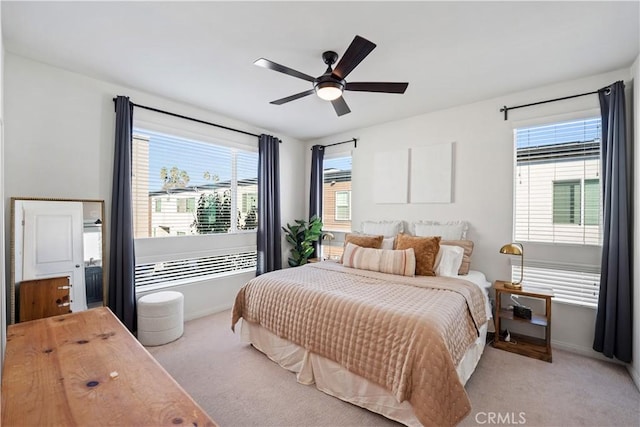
{"left": 513, "top": 117, "right": 602, "bottom": 307}
{"left": 322, "top": 155, "right": 352, "bottom": 260}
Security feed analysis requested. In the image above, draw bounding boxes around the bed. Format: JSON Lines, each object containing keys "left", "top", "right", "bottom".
{"left": 232, "top": 258, "right": 492, "bottom": 426}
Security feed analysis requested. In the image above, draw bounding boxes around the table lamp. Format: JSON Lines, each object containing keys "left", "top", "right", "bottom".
{"left": 322, "top": 232, "right": 335, "bottom": 260}
{"left": 499, "top": 243, "right": 524, "bottom": 289}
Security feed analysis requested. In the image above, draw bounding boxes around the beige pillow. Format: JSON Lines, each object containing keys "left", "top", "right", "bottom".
{"left": 395, "top": 234, "right": 441, "bottom": 276}
{"left": 341, "top": 233, "right": 384, "bottom": 263}
{"left": 440, "top": 240, "right": 474, "bottom": 275}
{"left": 342, "top": 243, "right": 416, "bottom": 277}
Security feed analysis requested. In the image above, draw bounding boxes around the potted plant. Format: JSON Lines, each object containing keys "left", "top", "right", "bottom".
{"left": 282, "top": 215, "right": 323, "bottom": 267}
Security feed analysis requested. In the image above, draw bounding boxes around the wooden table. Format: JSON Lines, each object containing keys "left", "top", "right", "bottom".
{"left": 493, "top": 280, "right": 553, "bottom": 362}
{"left": 2, "top": 307, "right": 217, "bottom": 426}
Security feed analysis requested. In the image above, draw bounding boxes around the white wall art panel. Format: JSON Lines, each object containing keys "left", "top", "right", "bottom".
{"left": 373, "top": 149, "right": 408, "bottom": 204}
{"left": 410, "top": 142, "right": 453, "bottom": 203}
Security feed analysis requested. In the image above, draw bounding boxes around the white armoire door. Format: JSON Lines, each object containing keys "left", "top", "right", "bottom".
{"left": 21, "top": 201, "right": 87, "bottom": 313}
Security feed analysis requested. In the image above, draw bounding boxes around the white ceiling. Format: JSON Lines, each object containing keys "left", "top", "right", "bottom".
{"left": 2, "top": 1, "right": 639, "bottom": 141}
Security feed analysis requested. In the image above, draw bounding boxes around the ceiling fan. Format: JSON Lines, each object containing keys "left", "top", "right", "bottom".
{"left": 254, "top": 35, "right": 409, "bottom": 117}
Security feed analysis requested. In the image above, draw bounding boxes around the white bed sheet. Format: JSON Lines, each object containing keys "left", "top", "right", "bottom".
{"left": 239, "top": 269, "right": 492, "bottom": 426}
{"left": 458, "top": 270, "right": 494, "bottom": 332}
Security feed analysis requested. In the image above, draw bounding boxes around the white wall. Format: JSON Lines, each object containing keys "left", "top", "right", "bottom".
{"left": 631, "top": 53, "right": 640, "bottom": 390}
{"left": 3, "top": 52, "right": 306, "bottom": 321}
{"left": 307, "top": 67, "right": 632, "bottom": 359}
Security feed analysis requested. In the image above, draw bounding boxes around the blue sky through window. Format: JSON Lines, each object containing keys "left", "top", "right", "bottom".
{"left": 516, "top": 118, "right": 601, "bottom": 149}
{"left": 134, "top": 128, "right": 257, "bottom": 192}
{"left": 324, "top": 156, "right": 352, "bottom": 171}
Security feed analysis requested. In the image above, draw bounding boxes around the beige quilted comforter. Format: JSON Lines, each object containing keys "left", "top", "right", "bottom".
{"left": 231, "top": 262, "right": 488, "bottom": 426}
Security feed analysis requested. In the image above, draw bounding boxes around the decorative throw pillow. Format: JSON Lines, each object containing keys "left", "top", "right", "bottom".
{"left": 342, "top": 243, "right": 416, "bottom": 277}
{"left": 440, "top": 240, "right": 474, "bottom": 275}
{"left": 395, "top": 234, "right": 441, "bottom": 276}
{"left": 434, "top": 245, "right": 465, "bottom": 277}
{"left": 341, "top": 233, "right": 384, "bottom": 263}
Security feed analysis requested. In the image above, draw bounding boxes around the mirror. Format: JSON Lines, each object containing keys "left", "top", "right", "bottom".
{"left": 10, "top": 197, "right": 107, "bottom": 324}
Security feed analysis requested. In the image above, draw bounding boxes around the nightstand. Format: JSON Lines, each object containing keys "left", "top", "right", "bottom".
{"left": 493, "top": 280, "right": 553, "bottom": 362}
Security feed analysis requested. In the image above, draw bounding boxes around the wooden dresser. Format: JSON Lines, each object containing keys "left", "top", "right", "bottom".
{"left": 1, "top": 307, "right": 217, "bottom": 426}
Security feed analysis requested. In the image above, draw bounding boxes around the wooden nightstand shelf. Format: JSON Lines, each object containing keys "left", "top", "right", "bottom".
{"left": 493, "top": 280, "right": 553, "bottom": 362}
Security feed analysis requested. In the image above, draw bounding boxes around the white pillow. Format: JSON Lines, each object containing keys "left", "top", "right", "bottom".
{"left": 381, "top": 236, "right": 395, "bottom": 250}
{"left": 435, "top": 245, "right": 465, "bottom": 277}
{"left": 361, "top": 220, "right": 404, "bottom": 237}
{"left": 412, "top": 220, "right": 468, "bottom": 240}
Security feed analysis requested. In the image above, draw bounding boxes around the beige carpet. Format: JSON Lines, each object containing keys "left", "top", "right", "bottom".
{"left": 148, "top": 310, "right": 640, "bottom": 427}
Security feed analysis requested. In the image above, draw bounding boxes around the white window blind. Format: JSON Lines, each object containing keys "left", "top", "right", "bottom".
{"left": 132, "top": 129, "right": 258, "bottom": 238}
{"left": 135, "top": 251, "right": 257, "bottom": 289}
{"left": 514, "top": 118, "right": 602, "bottom": 245}
{"left": 511, "top": 260, "right": 600, "bottom": 308}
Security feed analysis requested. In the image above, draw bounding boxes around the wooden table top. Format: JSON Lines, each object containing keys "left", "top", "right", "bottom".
{"left": 1, "top": 307, "right": 217, "bottom": 427}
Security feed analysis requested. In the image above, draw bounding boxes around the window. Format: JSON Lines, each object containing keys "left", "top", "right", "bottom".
{"left": 132, "top": 127, "right": 258, "bottom": 290}
{"left": 514, "top": 118, "right": 601, "bottom": 245}
{"left": 322, "top": 156, "right": 352, "bottom": 232}
{"left": 321, "top": 155, "right": 352, "bottom": 260}
{"left": 552, "top": 179, "right": 600, "bottom": 226}
{"left": 177, "top": 198, "right": 196, "bottom": 213}
{"left": 513, "top": 117, "right": 602, "bottom": 308}
{"left": 553, "top": 180, "right": 581, "bottom": 224}
{"left": 132, "top": 129, "right": 258, "bottom": 238}
{"left": 334, "top": 191, "right": 351, "bottom": 221}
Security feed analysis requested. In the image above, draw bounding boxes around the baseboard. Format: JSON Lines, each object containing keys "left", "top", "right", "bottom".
{"left": 627, "top": 364, "right": 640, "bottom": 392}
{"left": 551, "top": 339, "right": 627, "bottom": 365}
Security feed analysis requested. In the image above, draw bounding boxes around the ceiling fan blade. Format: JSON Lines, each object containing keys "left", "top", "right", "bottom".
{"left": 346, "top": 82, "right": 408, "bottom": 93}
{"left": 254, "top": 58, "right": 316, "bottom": 83}
{"left": 270, "top": 89, "right": 315, "bottom": 105}
{"left": 331, "top": 96, "right": 351, "bottom": 117}
{"left": 332, "top": 35, "right": 376, "bottom": 80}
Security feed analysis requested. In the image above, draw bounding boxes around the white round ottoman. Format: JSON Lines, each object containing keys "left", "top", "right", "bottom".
{"left": 137, "top": 291, "right": 184, "bottom": 346}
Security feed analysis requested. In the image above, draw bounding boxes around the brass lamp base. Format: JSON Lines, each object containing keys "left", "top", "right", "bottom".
{"left": 503, "top": 282, "right": 523, "bottom": 290}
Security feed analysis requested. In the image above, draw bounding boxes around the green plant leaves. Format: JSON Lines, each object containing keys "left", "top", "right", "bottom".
{"left": 282, "top": 216, "right": 324, "bottom": 266}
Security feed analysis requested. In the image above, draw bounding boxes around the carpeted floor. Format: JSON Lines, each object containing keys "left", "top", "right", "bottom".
{"left": 148, "top": 310, "right": 640, "bottom": 427}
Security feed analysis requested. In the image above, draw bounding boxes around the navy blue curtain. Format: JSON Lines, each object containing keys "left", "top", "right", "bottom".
{"left": 593, "top": 81, "right": 632, "bottom": 362}
{"left": 109, "top": 96, "right": 137, "bottom": 333}
{"left": 256, "top": 134, "right": 282, "bottom": 275}
{"left": 309, "top": 145, "right": 324, "bottom": 258}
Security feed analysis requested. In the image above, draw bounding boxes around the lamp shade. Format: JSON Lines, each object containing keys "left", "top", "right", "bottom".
{"left": 315, "top": 81, "right": 343, "bottom": 101}
{"left": 499, "top": 243, "right": 523, "bottom": 256}
{"left": 499, "top": 242, "right": 524, "bottom": 289}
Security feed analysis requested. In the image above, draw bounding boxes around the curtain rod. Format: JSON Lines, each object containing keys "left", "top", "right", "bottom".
{"left": 113, "top": 97, "right": 261, "bottom": 138}
{"left": 499, "top": 90, "right": 599, "bottom": 121}
{"left": 312, "top": 138, "right": 358, "bottom": 150}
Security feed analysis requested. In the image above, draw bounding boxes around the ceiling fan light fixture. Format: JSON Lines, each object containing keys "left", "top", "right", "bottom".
{"left": 315, "top": 81, "right": 343, "bottom": 101}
